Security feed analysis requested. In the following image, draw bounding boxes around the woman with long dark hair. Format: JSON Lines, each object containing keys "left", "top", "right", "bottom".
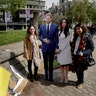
{"left": 71, "top": 23, "right": 94, "bottom": 88}
{"left": 57, "top": 18, "right": 72, "bottom": 83}
{"left": 24, "top": 25, "right": 41, "bottom": 82}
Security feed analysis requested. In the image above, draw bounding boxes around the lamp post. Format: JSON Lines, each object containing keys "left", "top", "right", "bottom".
{"left": 26, "top": 5, "right": 30, "bottom": 29}
{"left": 5, "top": 11, "right": 7, "bottom": 31}
{"left": 25, "top": 6, "right": 27, "bottom": 29}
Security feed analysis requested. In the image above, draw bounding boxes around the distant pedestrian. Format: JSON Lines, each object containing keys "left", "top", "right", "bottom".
{"left": 38, "top": 13, "right": 59, "bottom": 81}
{"left": 87, "top": 24, "right": 96, "bottom": 38}
{"left": 24, "top": 25, "right": 42, "bottom": 82}
{"left": 57, "top": 18, "right": 72, "bottom": 83}
{"left": 71, "top": 23, "right": 94, "bottom": 88}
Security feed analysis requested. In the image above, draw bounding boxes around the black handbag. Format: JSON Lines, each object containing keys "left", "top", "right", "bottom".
{"left": 86, "top": 55, "right": 96, "bottom": 67}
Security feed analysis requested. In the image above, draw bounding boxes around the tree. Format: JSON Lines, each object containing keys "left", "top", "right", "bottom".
{"left": 87, "top": 1, "right": 96, "bottom": 23}
{"left": 0, "top": 0, "right": 28, "bottom": 14}
{"left": 52, "top": 13, "right": 64, "bottom": 25}
{"left": 66, "top": 0, "right": 96, "bottom": 24}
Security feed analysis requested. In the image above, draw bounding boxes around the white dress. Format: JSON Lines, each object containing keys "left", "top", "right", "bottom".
{"left": 57, "top": 31, "right": 72, "bottom": 65}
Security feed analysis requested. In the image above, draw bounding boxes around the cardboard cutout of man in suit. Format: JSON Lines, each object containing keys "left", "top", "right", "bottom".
{"left": 38, "top": 13, "right": 59, "bottom": 81}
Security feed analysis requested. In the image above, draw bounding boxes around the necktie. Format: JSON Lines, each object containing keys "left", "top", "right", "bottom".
{"left": 47, "top": 24, "right": 49, "bottom": 34}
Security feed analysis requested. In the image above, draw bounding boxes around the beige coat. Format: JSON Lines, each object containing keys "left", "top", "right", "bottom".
{"left": 30, "top": 35, "right": 43, "bottom": 67}
{"left": 23, "top": 35, "right": 33, "bottom": 60}
{"left": 24, "top": 35, "right": 43, "bottom": 67}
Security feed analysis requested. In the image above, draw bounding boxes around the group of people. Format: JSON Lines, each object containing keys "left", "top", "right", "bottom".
{"left": 23, "top": 13, "right": 95, "bottom": 89}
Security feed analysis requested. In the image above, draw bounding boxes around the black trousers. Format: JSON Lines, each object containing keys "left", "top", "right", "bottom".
{"left": 28, "top": 60, "right": 38, "bottom": 77}
{"left": 28, "top": 60, "right": 32, "bottom": 76}
{"left": 43, "top": 51, "right": 54, "bottom": 80}
{"left": 74, "top": 59, "right": 84, "bottom": 84}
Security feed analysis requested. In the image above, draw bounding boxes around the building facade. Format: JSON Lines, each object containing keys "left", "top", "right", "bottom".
{"left": 59, "top": 0, "right": 71, "bottom": 16}
{"left": 0, "top": 0, "right": 45, "bottom": 30}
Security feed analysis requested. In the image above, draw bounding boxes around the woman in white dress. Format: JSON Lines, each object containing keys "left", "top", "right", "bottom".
{"left": 57, "top": 18, "right": 72, "bottom": 83}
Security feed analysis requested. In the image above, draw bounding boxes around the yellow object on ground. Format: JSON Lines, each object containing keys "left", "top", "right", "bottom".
{"left": 0, "top": 66, "right": 11, "bottom": 96}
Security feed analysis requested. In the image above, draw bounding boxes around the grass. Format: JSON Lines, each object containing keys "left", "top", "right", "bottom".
{"left": 0, "top": 30, "right": 26, "bottom": 46}
{"left": 0, "top": 30, "right": 59, "bottom": 67}
{"left": 53, "top": 60, "right": 60, "bottom": 68}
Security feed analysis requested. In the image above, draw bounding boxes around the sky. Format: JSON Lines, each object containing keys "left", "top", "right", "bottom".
{"left": 44, "top": 0, "right": 59, "bottom": 9}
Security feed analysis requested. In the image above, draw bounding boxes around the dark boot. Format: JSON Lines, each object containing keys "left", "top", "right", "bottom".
{"left": 29, "top": 74, "right": 34, "bottom": 82}
{"left": 34, "top": 66, "right": 39, "bottom": 81}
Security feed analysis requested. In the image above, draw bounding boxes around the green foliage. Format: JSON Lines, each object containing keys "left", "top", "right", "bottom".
{"left": 52, "top": 13, "right": 64, "bottom": 25}
{"left": 66, "top": 0, "right": 96, "bottom": 24}
{"left": 0, "top": 0, "right": 9, "bottom": 10}
{"left": 0, "top": 30, "right": 26, "bottom": 46}
{"left": 38, "top": 13, "right": 64, "bottom": 26}
{"left": 38, "top": 15, "right": 44, "bottom": 28}
{"left": 0, "top": 0, "right": 28, "bottom": 14}
{"left": 53, "top": 60, "right": 59, "bottom": 68}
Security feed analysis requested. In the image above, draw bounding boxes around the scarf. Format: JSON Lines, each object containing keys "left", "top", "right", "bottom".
{"left": 71, "top": 36, "right": 87, "bottom": 62}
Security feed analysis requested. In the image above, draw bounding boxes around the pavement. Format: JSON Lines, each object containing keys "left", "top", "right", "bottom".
{"left": 0, "top": 36, "right": 96, "bottom": 96}
{"left": 0, "top": 42, "right": 23, "bottom": 63}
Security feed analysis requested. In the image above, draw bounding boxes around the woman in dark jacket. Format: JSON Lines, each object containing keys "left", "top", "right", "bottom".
{"left": 71, "top": 23, "right": 94, "bottom": 88}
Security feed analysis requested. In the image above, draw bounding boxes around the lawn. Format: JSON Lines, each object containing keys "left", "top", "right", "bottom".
{"left": 0, "top": 30, "right": 26, "bottom": 46}
{"left": 0, "top": 30, "right": 59, "bottom": 67}
{"left": 53, "top": 60, "right": 60, "bottom": 68}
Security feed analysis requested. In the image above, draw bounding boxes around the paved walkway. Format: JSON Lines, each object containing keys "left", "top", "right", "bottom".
{"left": 0, "top": 42, "right": 23, "bottom": 63}
{"left": 0, "top": 36, "right": 96, "bottom": 96}
{"left": 20, "top": 36, "right": 96, "bottom": 96}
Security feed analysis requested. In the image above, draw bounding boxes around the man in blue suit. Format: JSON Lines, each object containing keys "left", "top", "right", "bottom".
{"left": 38, "top": 13, "right": 59, "bottom": 81}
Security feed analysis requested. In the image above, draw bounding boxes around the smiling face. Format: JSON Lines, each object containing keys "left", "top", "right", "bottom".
{"left": 62, "top": 19, "right": 67, "bottom": 29}
{"left": 45, "top": 13, "right": 52, "bottom": 24}
{"left": 75, "top": 27, "right": 83, "bottom": 36}
{"left": 29, "top": 26, "right": 36, "bottom": 35}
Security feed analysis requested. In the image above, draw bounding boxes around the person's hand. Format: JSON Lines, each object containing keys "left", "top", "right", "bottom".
{"left": 79, "top": 52, "right": 83, "bottom": 56}
{"left": 43, "top": 38, "right": 50, "bottom": 43}
{"left": 76, "top": 51, "right": 83, "bottom": 56}
{"left": 55, "top": 49, "right": 61, "bottom": 54}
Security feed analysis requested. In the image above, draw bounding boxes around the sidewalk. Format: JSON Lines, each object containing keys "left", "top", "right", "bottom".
{"left": 20, "top": 36, "right": 96, "bottom": 96}
{"left": 0, "top": 41, "right": 29, "bottom": 96}
{"left": 0, "top": 36, "right": 96, "bottom": 96}
{"left": 0, "top": 41, "right": 23, "bottom": 63}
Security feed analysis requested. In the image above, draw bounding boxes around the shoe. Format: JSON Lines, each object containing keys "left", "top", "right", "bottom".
{"left": 48, "top": 79, "right": 54, "bottom": 82}
{"left": 64, "top": 78, "right": 68, "bottom": 84}
{"left": 76, "top": 83, "right": 84, "bottom": 89}
{"left": 44, "top": 77, "right": 48, "bottom": 80}
{"left": 74, "top": 80, "right": 79, "bottom": 85}
{"left": 58, "top": 79, "right": 64, "bottom": 83}
{"left": 30, "top": 78, "right": 34, "bottom": 82}
{"left": 34, "top": 76, "right": 39, "bottom": 81}
{"left": 29, "top": 76, "right": 34, "bottom": 82}
{"left": 74, "top": 80, "right": 79, "bottom": 83}
{"left": 64, "top": 80, "right": 68, "bottom": 84}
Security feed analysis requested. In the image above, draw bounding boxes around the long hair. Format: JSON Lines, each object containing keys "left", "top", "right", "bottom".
{"left": 26, "top": 25, "right": 37, "bottom": 36}
{"left": 59, "top": 18, "right": 69, "bottom": 37}
{"left": 74, "top": 23, "right": 88, "bottom": 38}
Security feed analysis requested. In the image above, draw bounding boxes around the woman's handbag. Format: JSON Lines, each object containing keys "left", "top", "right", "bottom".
{"left": 69, "top": 64, "right": 75, "bottom": 73}
{"left": 86, "top": 55, "right": 96, "bottom": 67}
